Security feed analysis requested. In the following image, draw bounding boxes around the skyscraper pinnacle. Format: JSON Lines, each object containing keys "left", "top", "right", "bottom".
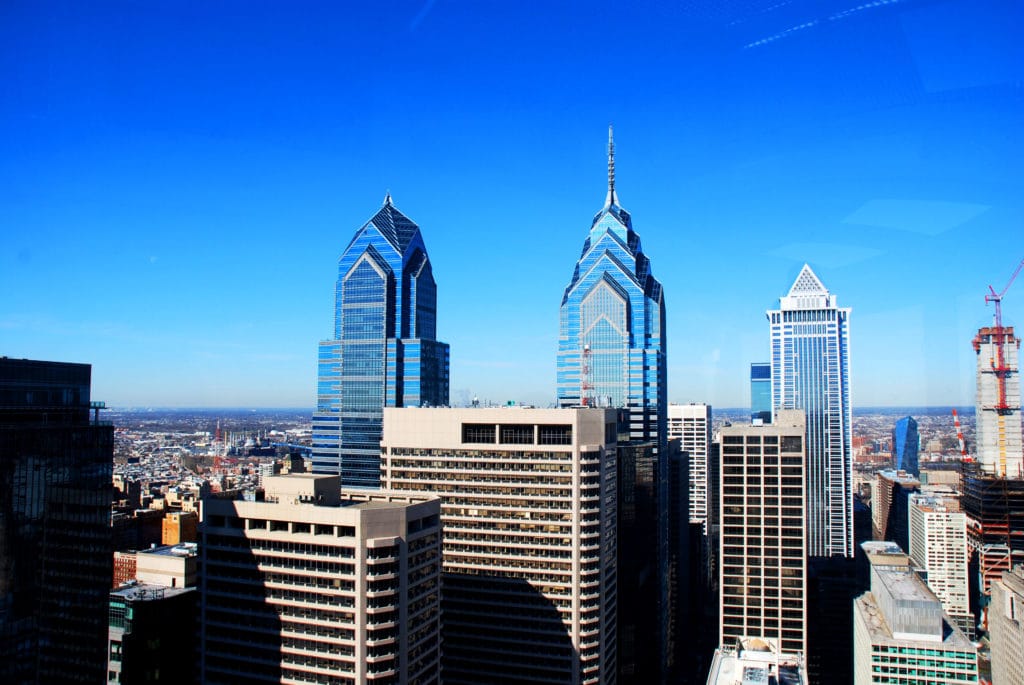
{"left": 605, "top": 124, "right": 618, "bottom": 208}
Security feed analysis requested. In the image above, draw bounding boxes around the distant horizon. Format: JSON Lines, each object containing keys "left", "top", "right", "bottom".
{"left": 104, "top": 404, "right": 980, "bottom": 413}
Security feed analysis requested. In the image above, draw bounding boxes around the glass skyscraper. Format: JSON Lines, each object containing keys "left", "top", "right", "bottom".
{"left": 767, "top": 264, "right": 852, "bottom": 558}
{"left": 556, "top": 128, "right": 667, "bottom": 447}
{"left": 311, "top": 194, "right": 449, "bottom": 487}
{"left": 892, "top": 415, "right": 920, "bottom": 477}
{"left": 750, "top": 362, "right": 772, "bottom": 424}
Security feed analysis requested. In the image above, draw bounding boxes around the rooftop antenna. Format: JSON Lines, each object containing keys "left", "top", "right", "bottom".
{"left": 605, "top": 125, "right": 618, "bottom": 208}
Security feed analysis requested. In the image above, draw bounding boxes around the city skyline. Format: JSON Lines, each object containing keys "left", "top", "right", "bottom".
{"left": 2, "top": 2, "right": 1022, "bottom": 409}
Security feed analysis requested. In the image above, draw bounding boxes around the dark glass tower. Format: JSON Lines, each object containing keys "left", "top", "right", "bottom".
{"left": 311, "top": 195, "right": 450, "bottom": 487}
{"left": 0, "top": 358, "right": 114, "bottom": 685}
{"left": 892, "top": 415, "right": 919, "bottom": 477}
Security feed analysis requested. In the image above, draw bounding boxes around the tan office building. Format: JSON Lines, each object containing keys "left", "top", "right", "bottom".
{"left": 718, "top": 410, "right": 807, "bottom": 656}
{"left": 381, "top": 406, "right": 618, "bottom": 685}
{"left": 200, "top": 473, "right": 441, "bottom": 685}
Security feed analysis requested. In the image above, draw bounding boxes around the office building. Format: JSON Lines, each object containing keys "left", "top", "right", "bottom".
{"left": 853, "top": 547, "right": 978, "bottom": 685}
{"left": 705, "top": 637, "right": 808, "bottom": 685}
{"left": 556, "top": 127, "right": 667, "bottom": 451}
{"left": 768, "top": 264, "right": 853, "bottom": 557}
{"left": 718, "top": 410, "right": 807, "bottom": 655}
{"left": 750, "top": 363, "right": 772, "bottom": 424}
{"left": 973, "top": 324, "right": 1022, "bottom": 478}
{"left": 892, "top": 416, "right": 920, "bottom": 477}
{"left": 108, "top": 583, "right": 197, "bottom": 685}
{"left": 0, "top": 358, "right": 114, "bottom": 685}
{"left": 991, "top": 565, "right": 1024, "bottom": 685}
{"left": 908, "top": 492, "right": 972, "bottom": 636}
{"left": 669, "top": 403, "right": 712, "bottom": 532}
{"left": 162, "top": 509, "right": 199, "bottom": 544}
{"left": 872, "top": 469, "right": 920, "bottom": 552}
{"left": 311, "top": 195, "right": 450, "bottom": 486}
{"left": 200, "top": 473, "right": 442, "bottom": 684}
{"left": 381, "top": 407, "right": 618, "bottom": 685}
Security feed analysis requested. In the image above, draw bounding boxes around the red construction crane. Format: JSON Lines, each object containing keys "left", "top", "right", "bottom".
{"left": 983, "top": 257, "right": 1024, "bottom": 412}
{"left": 952, "top": 408, "right": 968, "bottom": 460}
{"left": 580, "top": 344, "right": 593, "bottom": 407}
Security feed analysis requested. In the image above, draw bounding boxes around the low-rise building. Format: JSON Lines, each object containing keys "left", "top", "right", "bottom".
{"left": 853, "top": 546, "right": 978, "bottom": 685}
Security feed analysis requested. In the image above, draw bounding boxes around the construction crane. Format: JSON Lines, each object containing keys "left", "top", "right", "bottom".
{"left": 983, "top": 257, "right": 1024, "bottom": 412}
{"left": 952, "top": 408, "right": 969, "bottom": 461}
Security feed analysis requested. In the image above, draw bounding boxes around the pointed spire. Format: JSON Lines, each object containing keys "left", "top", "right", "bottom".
{"left": 605, "top": 125, "right": 618, "bottom": 208}
{"left": 383, "top": 190, "right": 393, "bottom": 207}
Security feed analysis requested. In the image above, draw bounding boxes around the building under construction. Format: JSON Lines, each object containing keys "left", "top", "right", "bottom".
{"left": 973, "top": 325, "right": 1022, "bottom": 478}
{"left": 963, "top": 258, "right": 1024, "bottom": 631}
{"left": 960, "top": 465, "right": 1024, "bottom": 616}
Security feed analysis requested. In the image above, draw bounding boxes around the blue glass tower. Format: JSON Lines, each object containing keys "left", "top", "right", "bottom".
{"left": 750, "top": 362, "right": 772, "bottom": 423}
{"left": 892, "top": 416, "right": 919, "bottom": 476}
{"left": 556, "top": 128, "right": 667, "bottom": 447}
{"left": 312, "top": 194, "right": 449, "bottom": 487}
{"left": 768, "top": 264, "right": 852, "bottom": 557}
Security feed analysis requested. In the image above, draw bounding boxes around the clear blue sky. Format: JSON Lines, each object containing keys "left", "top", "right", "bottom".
{"left": 2, "top": 0, "right": 1022, "bottom": 408}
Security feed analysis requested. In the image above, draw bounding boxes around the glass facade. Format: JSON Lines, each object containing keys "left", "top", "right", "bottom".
{"left": 0, "top": 359, "right": 114, "bottom": 685}
{"left": 893, "top": 415, "right": 920, "bottom": 477}
{"left": 556, "top": 133, "right": 667, "bottom": 450}
{"left": 312, "top": 195, "right": 449, "bottom": 486}
{"left": 767, "top": 264, "right": 853, "bottom": 558}
{"left": 750, "top": 362, "right": 772, "bottom": 424}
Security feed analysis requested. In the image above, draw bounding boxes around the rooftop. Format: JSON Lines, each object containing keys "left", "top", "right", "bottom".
{"left": 111, "top": 581, "right": 193, "bottom": 602}
{"left": 854, "top": 592, "right": 973, "bottom": 650}
{"left": 705, "top": 638, "right": 807, "bottom": 685}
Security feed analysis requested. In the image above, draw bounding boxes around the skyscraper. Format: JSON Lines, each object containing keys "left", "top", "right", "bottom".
{"left": 311, "top": 195, "right": 450, "bottom": 486}
{"left": 381, "top": 407, "right": 618, "bottom": 684}
{"left": 668, "top": 403, "right": 711, "bottom": 532}
{"left": 750, "top": 363, "right": 772, "bottom": 424}
{"left": 973, "top": 324, "right": 1022, "bottom": 478}
{"left": 718, "top": 410, "right": 808, "bottom": 656}
{"left": 0, "top": 358, "right": 114, "bottom": 685}
{"left": 908, "top": 492, "right": 972, "bottom": 636}
{"left": 892, "top": 415, "right": 920, "bottom": 476}
{"left": 767, "top": 264, "right": 853, "bottom": 557}
{"left": 556, "top": 127, "right": 667, "bottom": 450}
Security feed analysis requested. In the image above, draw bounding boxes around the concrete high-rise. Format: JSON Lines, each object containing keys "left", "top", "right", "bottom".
{"left": 311, "top": 195, "right": 450, "bottom": 486}
{"left": 853, "top": 546, "right": 978, "bottom": 685}
{"left": 892, "top": 416, "right": 920, "bottom": 477}
{"left": 718, "top": 410, "right": 807, "bottom": 655}
{"left": 0, "top": 358, "right": 114, "bottom": 685}
{"left": 908, "top": 492, "right": 972, "bottom": 636}
{"left": 973, "top": 324, "right": 1022, "bottom": 478}
{"left": 668, "top": 403, "right": 711, "bottom": 533}
{"left": 768, "top": 264, "right": 853, "bottom": 557}
{"left": 200, "top": 473, "right": 442, "bottom": 684}
{"left": 872, "top": 469, "right": 920, "bottom": 552}
{"left": 991, "top": 565, "right": 1024, "bottom": 685}
{"left": 381, "top": 407, "right": 618, "bottom": 685}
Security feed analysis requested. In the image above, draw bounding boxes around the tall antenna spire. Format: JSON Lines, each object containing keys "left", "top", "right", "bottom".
{"left": 605, "top": 124, "right": 618, "bottom": 207}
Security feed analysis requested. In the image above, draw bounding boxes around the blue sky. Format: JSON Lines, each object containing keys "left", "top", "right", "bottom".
{"left": 2, "top": 0, "right": 1022, "bottom": 408}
